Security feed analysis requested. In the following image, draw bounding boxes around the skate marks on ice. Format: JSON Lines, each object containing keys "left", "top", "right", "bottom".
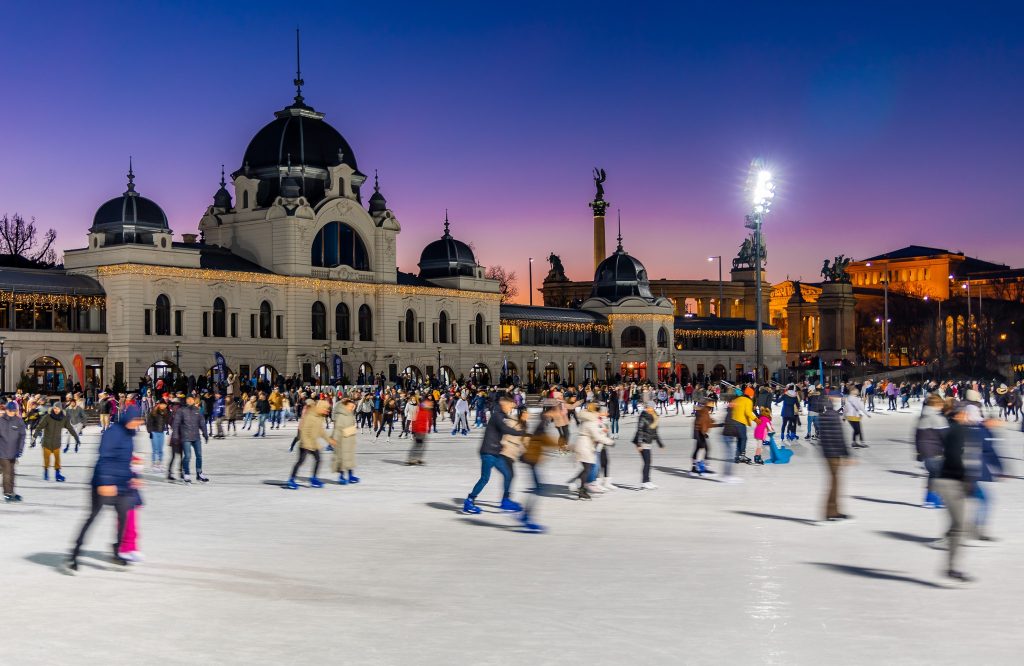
{"left": 807, "top": 562, "right": 945, "bottom": 589}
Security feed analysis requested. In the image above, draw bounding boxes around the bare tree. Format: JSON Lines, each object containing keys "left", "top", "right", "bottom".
{"left": 0, "top": 213, "right": 57, "bottom": 265}
{"left": 485, "top": 265, "right": 519, "bottom": 303}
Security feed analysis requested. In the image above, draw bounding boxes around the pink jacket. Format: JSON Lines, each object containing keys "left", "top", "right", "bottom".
{"left": 754, "top": 415, "right": 773, "bottom": 441}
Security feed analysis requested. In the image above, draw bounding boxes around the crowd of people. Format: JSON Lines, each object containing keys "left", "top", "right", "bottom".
{"left": 1, "top": 372, "right": 1019, "bottom": 582}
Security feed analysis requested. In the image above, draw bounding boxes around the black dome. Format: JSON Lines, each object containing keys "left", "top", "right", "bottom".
{"left": 419, "top": 217, "right": 478, "bottom": 279}
{"left": 242, "top": 105, "right": 357, "bottom": 174}
{"left": 91, "top": 166, "right": 169, "bottom": 245}
{"left": 590, "top": 247, "right": 653, "bottom": 301}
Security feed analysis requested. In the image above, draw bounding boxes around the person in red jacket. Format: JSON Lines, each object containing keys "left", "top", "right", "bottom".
{"left": 407, "top": 395, "right": 434, "bottom": 465}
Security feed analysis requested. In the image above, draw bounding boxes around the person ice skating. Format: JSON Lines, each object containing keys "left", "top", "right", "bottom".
{"left": 1, "top": 401, "right": 27, "bottom": 502}
{"left": 462, "top": 395, "right": 523, "bottom": 515}
{"left": 915, "top": 394, "right": 948, "bottom": 508}
{"left": 844, "top": 388, "right": 869, "bottom": 448}
{"left": 171, "top": 396, "right": 209, "bottom": 483}
{"left": 691, "top": 397, "right": 720, "bottom": 476}
{"left": 752, "top": 408, "right": 774, "bottom": 465}
{"left": 67, "top": 404, "right": 145, "bottom": 571}
{"left": 39, "top": 402, "right": 80, "bottom": 482}
{"left": 819, "top": 394, "right": 853, "bottom": 521}
{"left": 933, "top": 404, "right": 978, "bottom": 582}
{"left": 331, "top": 398, "right": 359, "bottom": 484}
{"left": 146, "top": 401, "right": 170, "bottom": 472}
{"left": 286, "top": 400, "right": 334, "bottom": 489}
{"left": 570, "top": 403, "right": 613, "bottom": 499}
{"left": 408, "top": 395, "right": 433, "bottom": 465}
{"left": 729, "top": 387, "right": 756, "bottom": 464}
{"left": 633, "top": 403, "right": 664, "bottom": 489}
{"left": 452, "top": 393, "right": 470, "bottom": 436}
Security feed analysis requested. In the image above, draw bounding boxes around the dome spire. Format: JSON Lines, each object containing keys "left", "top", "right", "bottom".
{"left": 368, "top": 169, "right": 387, "bottom": 214}
{"left": 125, "top": 156, "right": 137, "bottom": 196}
{"left": 374, "top": 169, "right": 380, "bottom": 192}
{"left": 443, "top": 209, "right": 451, "bottom": 238}
{"left": 616, "top": 208, "right": 623, "bottom": 251}
{"left": 219, "top": 164, "right": 226, "bottom": 189}
{"left": 292, "top": 27, "right": 305, "bottom": 107}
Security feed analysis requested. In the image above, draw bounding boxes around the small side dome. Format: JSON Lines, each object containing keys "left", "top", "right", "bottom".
{"left": 212, "top": 166, "right": 232, "bottom": 209}
{"left": 91, "top": 160, "right": 169, "bottom": 245}
{"left": 368, "top": 170, "right": 387, "bottom": 214}
{"left": 591, "top": 245, "right": 654, "bottom": 301}
{"left": 418, "top": 213, "right": 479, "bottom": 279}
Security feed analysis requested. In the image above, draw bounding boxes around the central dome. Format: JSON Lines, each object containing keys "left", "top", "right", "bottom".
{"left": 591, "top": 246, "right": 653, "bottom": 301}
{"left": 419, "top": 215, "right": 479, "bottom": 279}
{"left": 242, "top": 105, "right": 357, "bottom": 174}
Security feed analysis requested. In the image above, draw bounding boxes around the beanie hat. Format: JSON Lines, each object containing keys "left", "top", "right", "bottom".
{"left": 121, "top": 404, "right": 143, "bottom": 423}
{"left": 5, "top": 401, "right": 17, "bottom": 411}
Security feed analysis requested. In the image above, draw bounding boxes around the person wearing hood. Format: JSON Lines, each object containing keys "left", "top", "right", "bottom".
{"left": 915, "top": 394, "right": 949, "bottom": 508}
{"left": 38, "top": 402, "right": 80, "bottom": 482}
{"left": 67, "top": 404, "right": 145, "bottom": 571}
{"left": 568, "top": 403, "right": 612, "bottom": 499}
{"left": 1, "top": 401, "right": 27, "bottom": 502}
{"left": 775, "top": 386, "right": 801, "bottom": 441}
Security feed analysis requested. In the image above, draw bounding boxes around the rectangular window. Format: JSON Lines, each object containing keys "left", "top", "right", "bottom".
{"left": 202, "top": 312, "right": 209, "bottom": 337}
{"left": 276, "top": 315, "right": 283, "bottom": 339}
{"left": 250, "top": 313, "right": 256, "bottom": 338}
{"left": 174, "top": 310, "right": 183, "bottom": 336}
{"left": 486, "top": 325, "right": 491, "bottom": 345}
{"left": 239, "top": 364, "right": 250, "bottom": 379}
{"left": 432, "top": 323, "right": 438, "bottom": 343}
{"left": 418, "top": 322, "right": 424, "bottom": 343}
{"left": 230, "top": 313, "right": 238, "bottom": 338}
{"left": 144, "top": 309, "right": 152, "bottom": 335}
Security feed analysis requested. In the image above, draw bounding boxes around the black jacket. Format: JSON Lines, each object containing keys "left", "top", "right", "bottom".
{"left": 817, "top": 408, "right": 848, "bottom": 459}
{"left": 0, "top": 413, "right": 27, "bottom": 459}
{"left": 479, "top": 407, "right": 522, "bottom": 456}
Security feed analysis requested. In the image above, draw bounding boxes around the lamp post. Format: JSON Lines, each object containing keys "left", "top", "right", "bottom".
{"left": 746, "top": 163, "right": 775, "bottom": 384}
{"left": 707, "top": 255, "right": 723, "bottom": 317}
{"left": 0, "top": 336, "right": 6, "bottom": 395}
{"left": 174, "top": 340, "right": 181, "bottom": 377}
{"left": 528, "top": 257, "right": 534, "bottom": 306}
{"left": 437, "top": 346, "right": 442, "bottom": 384}
{"left": 866, "top": 260, "right": 891, "bottom": 367}
{"left": 532, "top": 349, "right": 539, "bottom": 387}
{"left": 605, "top": 351, "right": 612, "bottom": 381}
{"left": 874, "top": 317, "right": 891, "bottom": 365}
{"left": 322, "top": 344, "right": 330, "bottom": 384}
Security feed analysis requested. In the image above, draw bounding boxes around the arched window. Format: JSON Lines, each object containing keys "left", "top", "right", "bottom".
{"left": 311, "top": 222, "right": 370, "bottom": 270}
{"left": 155, "top": 294, "right": 171, "bottom": 336}
{"left": 438, "top": 310, "right": 449, "bottom": 343}
{"left": 212, "top": 297, "right": 226, "bottom": 337}
{"left": 311, "top": 301, "right": 327, "bottom": 340}
{"left": 335, "top": 303, "right": 350, "bottom": 341}
{"left": 259, "top": 301, "right": 272, "bottom": 339}
{"left": 475, "top": 314, "right": 484, "bottom": 345}
{"left": 621, "top": 326, "right": 646, "bottom": 348}
{"left": 405, "top": 309, "right": 416, "bottom": 343}
{"left": 657, "top": 327, "right": 668, "bottom": 348}
{"left": 358, "top": 304, "right": 373, "bottom": 341}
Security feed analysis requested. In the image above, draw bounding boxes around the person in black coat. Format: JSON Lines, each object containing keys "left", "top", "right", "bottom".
{"left": 68, "top": 404, "right": 144, "bottom": 571}
{"left": 818, "top": 395, "right": 852, "bottom": 521}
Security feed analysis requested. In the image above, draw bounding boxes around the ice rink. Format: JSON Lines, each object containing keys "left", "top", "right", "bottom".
{"left": 3, "top": 403, "right": 1022, "bottom": 665}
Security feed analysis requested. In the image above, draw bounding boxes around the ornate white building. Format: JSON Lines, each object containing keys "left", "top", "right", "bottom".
{"left": 0, "top": 71, "right": 783, "bottom": 396}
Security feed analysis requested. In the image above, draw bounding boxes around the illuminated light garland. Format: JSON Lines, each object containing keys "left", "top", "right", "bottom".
{"left": 674, "top": 329, "right": 780, "bottom": 338}
{"left": 1, "top": 292, "right": 106, "bottom": 308}
{"left": 97, "top": 264, "right": 503, "bottom": 301}
{"left": 499, "top": 319, "right": 611, "bottom": 333}
{"left": 607, "top": 314, "right": 675, "bottom": 325}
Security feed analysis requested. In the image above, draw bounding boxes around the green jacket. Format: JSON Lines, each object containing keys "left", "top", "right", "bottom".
{"left": 38, "top": 411, "right": 80, "bottom": 450}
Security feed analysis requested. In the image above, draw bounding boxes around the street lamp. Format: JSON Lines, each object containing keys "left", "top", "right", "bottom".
{"left": 0, "top": 336, "right": 6, "bottom": 395}
{"left": 707, "top": 255, "right": 723, "bottom": 317}
{"left": 866, "top": 261, "right": 891, "bottom": 367}
{"left": 746, "top": 162, "right": 774, "bottom": 383}
{"left": 322, "top": 344, "right": 330, "bottom": 384}
{"left": 874, "top": 317, "right": 891, "bottom": 365}
{"left": 437, "top": 346, "right": 442, "bottom": 384}
{"left": 174, "top": 340, "right": 181, "bottom": 375}
{"left": 528, "top": 257, "right": 534, "bottom": 306}
{"left": 532, "top": 349, "right": 539, "bottom": 386}
{"left": 605, "top": 351, "right": 612, "bottom": 381}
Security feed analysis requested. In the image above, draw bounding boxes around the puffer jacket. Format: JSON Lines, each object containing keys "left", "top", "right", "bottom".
{"left": 298, "top": 401, "right": 330, "bottom": 451}
{"left": 572, "top": 410, "right": 612, "bottom": 464}
{"left": 91, "top": 421, "right": 135, "bottom": 493}
{"left": 38, "top": 411, "right": 80, "bottom": 450}
{"left": 914, "top": 405, "right": 948, "bottom": 460}
{"left": 171, "top": 405, "right": 207, "bottom": 442}
{"left": 633, "top": 410, "right": 664, "bottom": 450}
{"left": 0, "top": 413, "right": 27, "bottom": 459}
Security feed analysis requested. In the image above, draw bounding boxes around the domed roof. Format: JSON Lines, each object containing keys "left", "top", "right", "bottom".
{"left": 418, "top": 214, "right": 478, "bottom": 279}
{"left": 590, "top": 242, "right": 653, "bottom": 301}
{"left": 90, "top": 162, "right": 169, "bottom": 245}
{"left": 212, "top": 166, "right": 232, "bottom": 210}
{"left": 242, "top": 103, "right": 357, "bottom": 175}
{"left": 368, "top": 171, "right": 387, "bottom": 214}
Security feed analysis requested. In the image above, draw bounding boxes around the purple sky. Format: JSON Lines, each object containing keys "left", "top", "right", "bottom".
{"left": 2, "top": 2, "right": 1022, "bottom": 302}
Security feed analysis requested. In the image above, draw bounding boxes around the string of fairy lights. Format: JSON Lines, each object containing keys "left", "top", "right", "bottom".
{"left": 97, "top": 264, "right": 504, "bottom": 301}
{"left": 499, "top": 319, "right": 611, "bottom": 333}
{"left": 0, "top": 291, "right": 106, "bottom": 309}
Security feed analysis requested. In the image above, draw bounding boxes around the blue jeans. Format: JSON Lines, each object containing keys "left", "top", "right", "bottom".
{"left": 256, "top": 414, "right": 268, "bottom": 436}
{"left": 182, "top": 439, "right": 203, "bottom": 475}
{"left": 731, "top": 423, "right": 748, "bottom": 459}
{"left": 151, "top": 431, "right": 165, "bottom": 463}
{"left": 469, "top": 453, "right": 511, "bottom": 500}
{"left": 271, "top": 410, "right": 282, "bottom": 427}
{"left": 805, "top": 414, "right": 819, "bottom": 437}
{"left": 609, "top": 417, "right": 619, "bottom": 434}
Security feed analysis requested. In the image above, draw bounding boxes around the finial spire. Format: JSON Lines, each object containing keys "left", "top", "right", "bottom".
{"left": 374, "top": 169, "right": 380, "bottom": 192}
{"left": 219, "top": 164, "right": 226, "bottom": 188}
{"left": 293, "top": 27, "right": 305, "bottom": 105}
{"left": 616, "top": 209, "right": 623, "bottom": 251}
{"left": 443, "top": 209, "right": 450, "bottom": 237}
{"left": 125, "top": 156, "right": 136, "bottom": 194}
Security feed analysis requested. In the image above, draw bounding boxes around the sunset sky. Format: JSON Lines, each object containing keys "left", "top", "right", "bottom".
{"left": 2, "top": 1, "right": 1022, "bottom": 302}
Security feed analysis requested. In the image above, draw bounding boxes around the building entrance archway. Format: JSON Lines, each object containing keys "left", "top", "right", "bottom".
{"left": 26, "top": 356, "right": 67, "bottom": 394}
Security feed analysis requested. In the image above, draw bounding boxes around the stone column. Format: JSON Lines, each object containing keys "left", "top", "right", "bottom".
{"left": 590, "top": 199, "right": 608, "bottom": 271}
{"left": 816, "top": 282, "right": 856, "bottom": 363}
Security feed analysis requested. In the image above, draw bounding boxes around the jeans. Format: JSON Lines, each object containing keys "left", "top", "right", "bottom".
{"left": 469, "top": 453, "right": 512, "bottom": 500}
{"left": 934, "top": 478, "right": 967, "bottom": 571}
{"left": 151, "top": 431, "right": 165, "bottom": 464}
{"left": 730, "top": 423, "right": 748, "bottom": 459}
{"left": 256, "top": 414, "right": 268, "bottom": 436}
{"left": 640, "top": 449, "right": 652, "bottom": 483}
{"left": 609, "top": 417, "right": 619, "bottom": 434}
{"left": 182, "top": 439, "right": 203, "bottom": 475}
{"left": 805, "top": 414, "right": 819, "bottom": 437}
{"left": 271, "top": 410, "right": 282, "bottom": 427}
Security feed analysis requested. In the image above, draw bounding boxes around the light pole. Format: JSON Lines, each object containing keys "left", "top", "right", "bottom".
{"left": 746, "top": 163, "right": 774, "bottom": 384}
{"left": 0, "top": 336, "right": 6, "bottom": 395}
{"left": 605, "top": 351, "right": 611, "bottom": 381}
{"left": 528, "top": 257, "right": 534, "bottom": 306}
{"left": 174, "top": 340, "right": 181, "bottom": 378}
{"left": 866, "top": 260, "right": 891, "bottom": 367}
{"left": 707, "top": 255, "right": 723, "bottom": 317}
{"left": 322, "top": 344, "right": 330, "bottom": 384}
{"left": 874, "top": 317, "right": 891, "bottom": 365}
{"left": 437, "top": 346, "right": 442, "bottom": 384}
{"left": 532, "top": 349, "right": 539, "bottom": 386}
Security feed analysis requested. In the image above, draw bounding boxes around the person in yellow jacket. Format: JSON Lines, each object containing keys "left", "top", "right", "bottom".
{"left": 285, "top": 400, "right": 334, "bottom": 489}
{"left": 727, "top": 386, "right": 757, "bottom": 466}
{"left": 268, "top": 389, "right": 284, "bottom": 429}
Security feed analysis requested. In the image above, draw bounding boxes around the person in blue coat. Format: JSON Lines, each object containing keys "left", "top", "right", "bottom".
{"left": 969, "top": 419, "right": 1005, "bottom": 541}
{"left": 67, "top": 404, "right": 144, "bottom": 571}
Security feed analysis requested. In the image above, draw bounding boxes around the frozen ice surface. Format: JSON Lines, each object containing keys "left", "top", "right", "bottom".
{"left": 3, "top": 405, "right": 1022, "bottom": 665}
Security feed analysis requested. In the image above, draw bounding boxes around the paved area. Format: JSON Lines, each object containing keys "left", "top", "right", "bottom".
{"left": 2, "top": 404, "right": 1022, "bottom": 665}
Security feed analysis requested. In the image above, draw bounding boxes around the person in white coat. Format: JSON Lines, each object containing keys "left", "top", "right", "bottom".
{"left": 452, "top": 394, "right": 470, "bottom": 436}
{"left": 844, "top": 388, "right": 870, "bottom": 448}
{"left": 568, "top": 404, "right": 613, "bottom": 500}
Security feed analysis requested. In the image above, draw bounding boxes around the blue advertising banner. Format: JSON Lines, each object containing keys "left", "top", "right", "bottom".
{"left": 333, "top": 354, "right": 343, "bottom": 382}
{"left": 214, "top": 351, "right": 227, "bottom": 384}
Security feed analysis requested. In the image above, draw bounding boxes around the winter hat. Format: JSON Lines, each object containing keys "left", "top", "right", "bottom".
{"left": 121, "top": 404, "right": 143, "bottom": 423}
{"left": 5, "top": 401, "right": 17, "bottom": 411}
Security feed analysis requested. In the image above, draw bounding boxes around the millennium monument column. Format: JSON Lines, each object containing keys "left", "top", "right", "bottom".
{"left": 590, "top": 167, "right": 608, "bottom": 270}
